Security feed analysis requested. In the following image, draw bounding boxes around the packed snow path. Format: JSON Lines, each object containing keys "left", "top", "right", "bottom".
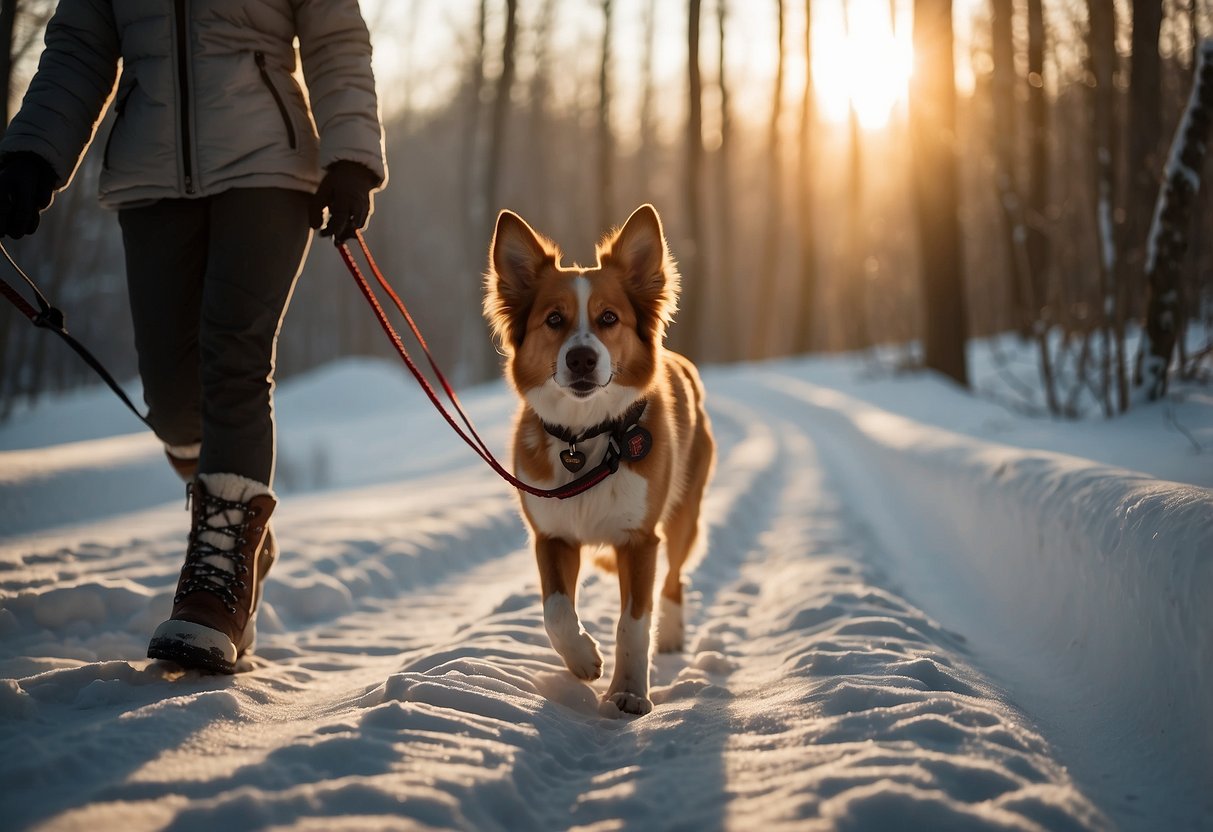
{"left": 2, "top": 359, "right": 1210, "bottom": 831}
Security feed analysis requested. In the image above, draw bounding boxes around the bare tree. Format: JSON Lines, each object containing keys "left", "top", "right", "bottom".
{"left": 1137, "top": 40, "right": 1213, "bottom": 400}
{"left": 714, "top": 0, "right": 739, "bottom": 361}
{"left": 1087, "top": 0, "right": 1126, "bottom": 415}
{"left": 793, "top": 0, "right": 817, "bottom": 353}
{"left": 910, "top": 0, "right": 968, "bottom": 386}
{"left": 678, "top": 0, "right": 705, "bottom": 359}
{"left": 461, "top": 0, "right": 489, "bottom": 242}
{"left": 525, "top": 0, "right": 558, "bottom": 232}
{"left": 483, "top": 0, "right": 518, "bottom": 228}
{"left": 1025, "top": 0, "right": 1049, "bottom": 318}
{"left": 753, "top": 0, "right": 786, "bottom": 359}
{"left": 1124, "top": 0, "right": 1164, "bottom": 298}
{"left": 841, "top": 0, "right": 870, "bottom": 351}
{"left": 989, "top": 0, "right": 1029, "bottom": 329}
{"left": 0, "top": 0, "right": 15, "bottom": 131}
{"left": 637, "top": 0, "right": 658, "bottom": 187}
{"left": 596, "top": 0, "right": 614, "bottom": 233}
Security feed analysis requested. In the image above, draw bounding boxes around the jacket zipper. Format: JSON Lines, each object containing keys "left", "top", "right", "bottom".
{"left": 254, "top": 51, "right": 298, "bottom": 150}
{"left": 173, "top": 0, "right": 195, "bottom": 194}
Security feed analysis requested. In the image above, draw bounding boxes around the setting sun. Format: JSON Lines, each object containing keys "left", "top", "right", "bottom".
{"left": 812, "top": 6, "right": 913, "bottom": 129}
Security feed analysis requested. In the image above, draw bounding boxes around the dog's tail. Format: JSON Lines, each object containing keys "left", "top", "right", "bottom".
{"left": 591, "top": 546, "right": 618, "bottom": 573}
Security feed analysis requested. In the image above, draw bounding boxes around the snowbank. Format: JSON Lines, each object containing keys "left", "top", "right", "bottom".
{"left": 772, "top": 376, "right": 1213, "bottom": 823}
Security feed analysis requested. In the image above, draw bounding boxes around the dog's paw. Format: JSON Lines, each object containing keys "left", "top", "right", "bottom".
{"left": 544, "top": 594, "right": 603, "bottom": 680}
{"left": 603, "top": 691, "right": 653, "bottom": 716}
{"left": 559, "top": 632, "right": 604, "bottom": 681}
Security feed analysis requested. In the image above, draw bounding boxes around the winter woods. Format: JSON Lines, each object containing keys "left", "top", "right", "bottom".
{"left": 0, "top": 0, "right": 1211, "bottom": 419}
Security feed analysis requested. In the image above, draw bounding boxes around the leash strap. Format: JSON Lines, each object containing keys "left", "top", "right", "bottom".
{"left": 335, "top": 232, "right": 624, "bottom": 500}
{"left": 0, "top": 242, "right": 153, "bottom": 431}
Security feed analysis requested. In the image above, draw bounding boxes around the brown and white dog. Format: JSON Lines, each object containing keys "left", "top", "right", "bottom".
{"left": 484, "top": 204, "right": 715, "bottom": 715}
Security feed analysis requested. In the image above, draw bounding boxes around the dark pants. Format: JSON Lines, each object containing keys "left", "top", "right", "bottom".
{"left": 120, "top": 188, "right": 312, "bottom": 485}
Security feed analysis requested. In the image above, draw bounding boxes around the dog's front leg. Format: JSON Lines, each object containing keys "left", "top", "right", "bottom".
{"left": 605, "top": 531, "right": 659, "bottom": 715}
{"left": 536, "top": 535, "right": 603, "bottom": 681}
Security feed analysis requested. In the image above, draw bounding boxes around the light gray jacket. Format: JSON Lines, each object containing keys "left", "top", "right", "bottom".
{"left": 0, "top": 0, "right": 387, "bottom": 209}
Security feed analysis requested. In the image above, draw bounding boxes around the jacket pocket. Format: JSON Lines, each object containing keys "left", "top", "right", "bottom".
{"left": 254, "top": 51, "right": 298, "bottom": 150}
{"left": 102, "top": 80, "right": 137, "bottom": 170}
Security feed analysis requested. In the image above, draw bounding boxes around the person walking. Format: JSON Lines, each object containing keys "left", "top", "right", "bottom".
{"left": 0, "top": 0, "right": 387, "bottom": 674}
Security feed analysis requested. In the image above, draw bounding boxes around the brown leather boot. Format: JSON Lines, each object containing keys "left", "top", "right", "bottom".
{"left": 147, "top": 473, "right": 276, "bottom": 674}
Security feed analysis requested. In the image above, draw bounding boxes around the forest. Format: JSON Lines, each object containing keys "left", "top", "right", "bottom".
{"left": 0, "top": 0, "right": 1210, "bottom": 421}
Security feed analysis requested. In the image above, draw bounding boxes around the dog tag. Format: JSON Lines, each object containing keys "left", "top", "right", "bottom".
{"left": 560, "top": 448, "right": 587, "bottom": 473}
{"left": 620, "top": 426, "right": 652, "bottom": 461}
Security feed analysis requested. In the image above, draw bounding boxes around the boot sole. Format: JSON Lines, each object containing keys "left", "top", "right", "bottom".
{"left": 147, "top": 619, "right": 238, "bottom": 674}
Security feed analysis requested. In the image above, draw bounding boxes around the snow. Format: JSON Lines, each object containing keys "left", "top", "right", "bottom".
{"left": 1, "top": 341, "right": 1211, "bottom": 831}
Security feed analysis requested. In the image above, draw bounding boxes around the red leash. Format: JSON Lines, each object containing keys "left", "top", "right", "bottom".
{"left": 335, "top": 232, "right": 622, "bottom": 500}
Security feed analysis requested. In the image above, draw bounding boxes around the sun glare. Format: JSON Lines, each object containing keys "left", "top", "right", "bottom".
{"left": 812, "top": 7, "right": 913, "bottom": 129}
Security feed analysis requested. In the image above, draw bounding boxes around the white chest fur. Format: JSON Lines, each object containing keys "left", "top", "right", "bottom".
{"left": 521, "top": 433, "right": 650, "bottom": 545}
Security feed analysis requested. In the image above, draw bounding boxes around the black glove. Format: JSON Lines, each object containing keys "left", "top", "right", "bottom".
{"left": 0, "top": 152, "right": 57, "bottom": 239}
{"left": 308, "top": 160, "right": 379, "bottom": 242}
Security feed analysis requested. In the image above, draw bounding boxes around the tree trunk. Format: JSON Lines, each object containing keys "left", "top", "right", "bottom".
{"left": 841, "top": 0, "right": 869, "bottom": 352}
{"left": 461, "top": 0, "right": 488, "bottom": 241}
{"left": 471, "top": 0, "right": 518, "bottom": 381}
{"left": 677, "top": 0, "right": 705, "bottom": 360}
{"left": 910, "top": 0, "right": 969, "bottom": 386}
{"left": 753, "top": 0, "right": 786, "bottom": 359}
{"left": 596, "top": 0, "right": 614, "bottom": 232}
{"left": 989, "top": 0, "right": 1030, "bottom": 329}
{"left": 794, "top": 0, "right": 817, "bottom": 354}
{"left": 637, "top": 0, "right": 657, "bottom": 189}
{"left": 1087, "top": 0, "right": 1126, "bottom": 415}
{"left": 0, "top": 0, "right": 15, "bottom": 132}
{"left": 0, "top": 0, "right": 15, "bottom": 413}
{"left": 525, "top": 0, "right": 557, "bottom": 232}
{"left": 1123, "top": 0, "right": 1163, "bottom": 307}
{"left": 715, "top": 0, "right": 739, "bottom": 361}
{"left": 1025, "top": 0, "right": 1049, "bottom": 317}
{"left": 1137, "top": 40, "right": 1213, "bottom": 400}
{"left": 483, "top": 0, "right": 518, "bottom": 224}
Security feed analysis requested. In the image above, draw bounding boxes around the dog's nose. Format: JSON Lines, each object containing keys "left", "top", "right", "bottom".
{"left": 566, "top": 346, "right": 598, "bottom": 376}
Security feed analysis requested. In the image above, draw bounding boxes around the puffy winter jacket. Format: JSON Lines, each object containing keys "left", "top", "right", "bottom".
{"left": 0, "top": 0, "right": 387, "bottom": 209}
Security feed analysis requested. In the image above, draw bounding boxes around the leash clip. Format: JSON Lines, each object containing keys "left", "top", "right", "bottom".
{"left": 32, "top": 303, "right": 65, "bottom": 332}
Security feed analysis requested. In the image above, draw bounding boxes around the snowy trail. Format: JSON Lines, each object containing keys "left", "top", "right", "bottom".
{"left": 2, "top": 359, "right": 1207, "bottom": 830}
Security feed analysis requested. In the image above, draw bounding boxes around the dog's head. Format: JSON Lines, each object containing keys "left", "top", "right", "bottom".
{"left": 484, "top": 204, "right": 680, "bottom": 425}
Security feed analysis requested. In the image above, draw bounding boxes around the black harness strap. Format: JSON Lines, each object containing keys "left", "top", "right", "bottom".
{"left": 0, "top": 242, "right": 153, "bottom": 431}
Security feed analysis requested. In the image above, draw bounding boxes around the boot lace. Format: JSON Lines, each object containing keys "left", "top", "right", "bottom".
{"left": 176, "top": 486, "right": 261, "bottom": 614}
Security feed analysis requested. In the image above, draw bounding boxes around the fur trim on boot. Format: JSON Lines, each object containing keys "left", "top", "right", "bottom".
{"left": 148, "top": 473, "right": 277, "bottom": 673}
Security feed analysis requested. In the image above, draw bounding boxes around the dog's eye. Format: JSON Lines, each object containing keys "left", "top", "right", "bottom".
{"left": 545, "top": 312, "right": 564, "bottom": 329}
{"left": 598, "top": 311, "right": 619, "bottom": 327}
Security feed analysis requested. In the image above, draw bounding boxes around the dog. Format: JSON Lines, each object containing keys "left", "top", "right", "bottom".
{"left": 484, "top": 204, "right": 715, "bottom": 715}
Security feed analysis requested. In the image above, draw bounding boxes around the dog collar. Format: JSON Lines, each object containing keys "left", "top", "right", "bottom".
{"left": 542, "top": 399, "right": 651, "bottom": 474}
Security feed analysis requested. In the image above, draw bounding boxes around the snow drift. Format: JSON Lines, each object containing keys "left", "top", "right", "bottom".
{"left": 771, "top": 375, "right": 1213, "bottom": 825}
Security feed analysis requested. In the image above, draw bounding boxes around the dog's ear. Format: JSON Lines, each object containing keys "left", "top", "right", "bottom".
{"left": 485, "top": 210, "right": 557, "bottom": 347}
{"left": 600, "top": 204, "right": 680, "bottom": 341}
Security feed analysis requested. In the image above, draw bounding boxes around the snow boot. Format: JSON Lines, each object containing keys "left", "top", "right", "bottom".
{"left": 147, "top": 473, "right": 277, "bottom": 674}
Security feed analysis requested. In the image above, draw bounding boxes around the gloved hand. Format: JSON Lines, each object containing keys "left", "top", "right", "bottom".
{"left": 0, "top": 152, "right": 57, "bottom": 239}
{"left": 308, "top": 160, "right": 379, "bottom": 242}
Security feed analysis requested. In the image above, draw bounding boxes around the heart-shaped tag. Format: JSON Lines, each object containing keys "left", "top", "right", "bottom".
{"left": 560, "top": 448, "right": 587, "bottom": 473}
